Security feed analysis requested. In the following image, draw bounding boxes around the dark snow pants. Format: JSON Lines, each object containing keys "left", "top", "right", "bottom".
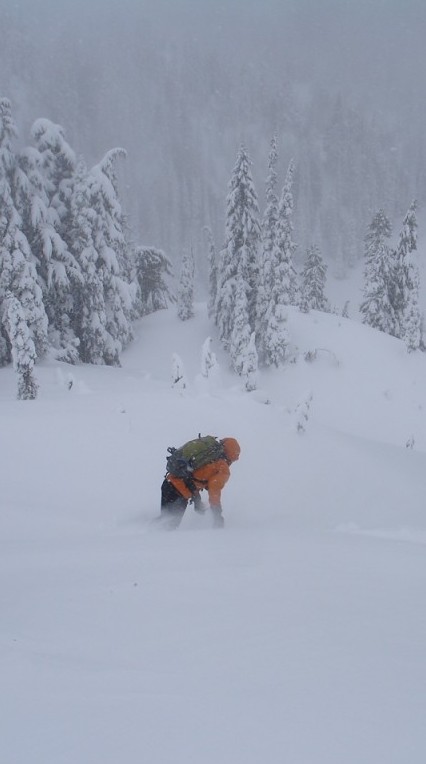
{"left": 160, "top": 478, "right": 188, "bottom": 528}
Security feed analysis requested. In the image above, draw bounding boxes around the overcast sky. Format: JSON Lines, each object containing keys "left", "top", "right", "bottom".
{"left": 1, "top": 0, "right": 425, "bottom": 257}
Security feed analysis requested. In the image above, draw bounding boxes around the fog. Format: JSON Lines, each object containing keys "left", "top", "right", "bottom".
{"left": 1, "top": 0, "right": 425, "bottom": 277}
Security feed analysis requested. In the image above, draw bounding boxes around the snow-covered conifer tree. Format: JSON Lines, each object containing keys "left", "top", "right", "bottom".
{"left": 0, "top": 99, "right": 48, "bottom": 364}
{"left": 31, "top": 119, "right": 79, "bottom": 303}
{"left": 255, "top": 158, "right": 295, "bottom": 367}
{"left": 300, "top": 244, "right": 329, "bottom": 313}
{"left": 5, "top": 294, "right": 38, "bottom": 399}
{"left": 261, "top": 302, "right": 289, "bottom": 367}
{"left": 260, "top": 137, "right": 279, "bottom": 278}
{"left": 177, "top": 246, "right": 195, "bottom": 321}
{"left": 360, "top": 209, "right": 396, "bottom": 335}
{"left": 272, "top": 159, "right": 298, "bottom": 308}
{"left": 203, "top": 226, "right": 217, "bottom": 319}
{"left": 395, "top": 202, "right": 422, "bottom": 350}
{"left": 215, "top": 144, "right": 260, "bottom": 347}
{"left": 15, "top": 145, "right": 81, "bottom": 361}
{"left": 200, "top": 336, "right": 218, "bottom": 379}
{"left": 229, "top": 277, "right": 252, "bottom": 374}
{"left": 256, "top": 136, "right": 279, "bottom": 364}
{"left": 68, "top": 160, "right": 109, "bottom": 364}
{"left": 83, "top": 149, "right": 134, "bottom": 365}
{"left": 241, "top": 331, "right": 258, "bottom": 392}
{"left": 133, "top": 246, "right": 174, "bottom": 317}
{"left": 31, "top": 118, "right": 76, "bottom": 224}
{"left": 403, "top": 276, "right": 422, "bottom": 351}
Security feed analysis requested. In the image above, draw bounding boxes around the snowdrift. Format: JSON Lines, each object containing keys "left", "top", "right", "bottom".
{"left": 2, "top": 303, "right": 426, "bottom": 764}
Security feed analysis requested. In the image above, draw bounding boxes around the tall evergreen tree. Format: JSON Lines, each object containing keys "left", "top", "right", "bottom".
{"left": 200, "top": 336, "right": 218, "bottom": 379}
{"left": 254, "top": 158, "right": 295, "bottom": 367}
{"left": 31, "top": 119, "right": 85, "bottom": 361}
{"left": 215, "top": 144, "right": 260, "bottom": 348}
{"left": 395, "top": 201, "right": 422, "bottom": 350}
{"left": 403, "top": 268, "right": 422, "bottom": 351}
{"left": 0, "top": 98, "right": 48, "bottom": 364}
{"left": 300, "top": 244, "right": 329, "bottom": 313}
{"left": 177, "top": 246, "right": 195, "bottom": 321}
{"left": 5, "top": 293, "right": 39, "bottom": 400}
{"left": 241, "top": 331, "right": 258, "bottom": 392}
{"left": 229, "top": 276, "right": 252, "bottom": 374}
{"left": 31, "top": 118, "right": 76, "bottom": 222}
{"left": 203, "top": 226, "right": 217, "bottom": 319}
{"left": 83, "top": 149, "right": 134, "bottom": 365}
{"left": 68, "top": 160, "right": 109, "bottom": 364}
{"left": 360, "top": 209, "right": 396, "bottom": 334}
{"left": 272, "top": 158, "right": 298, "bottom": 308}
{"left": 260, "top": 136, "right": 279, "bottom": 292}
{"left": 15, "top": 145, "right": 81, "bottom": 360}
{"left": 256, "top": 136, "right": 279, "bottom": 363}
{"left": 261, "top": 301, "right": 289, "bottom": 367}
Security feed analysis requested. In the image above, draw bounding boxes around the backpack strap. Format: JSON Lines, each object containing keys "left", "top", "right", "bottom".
{"left": 184, "top": 476, "right": 197, "bottom": 494}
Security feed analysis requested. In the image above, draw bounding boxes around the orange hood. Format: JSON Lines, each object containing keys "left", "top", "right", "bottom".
{"left": 221, "top": 437, "right": 241, "bottom": 463}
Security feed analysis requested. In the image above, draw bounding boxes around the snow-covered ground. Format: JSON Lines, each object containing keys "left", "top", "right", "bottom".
{"left": 2, "top": 301, "right": 426, "bottom": 764}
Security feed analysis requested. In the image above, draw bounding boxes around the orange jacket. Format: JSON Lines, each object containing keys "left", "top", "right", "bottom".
{"left": 167, "top": 458, "right": 230, "bottom": 507}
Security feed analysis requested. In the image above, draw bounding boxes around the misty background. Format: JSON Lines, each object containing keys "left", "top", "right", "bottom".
{"left": 1, "top": 0, "right": 426, "bottom": 288}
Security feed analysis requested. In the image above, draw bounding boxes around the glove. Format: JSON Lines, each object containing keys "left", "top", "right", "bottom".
{"left": 210, "top": 505, "right": 224, "bottom": 528}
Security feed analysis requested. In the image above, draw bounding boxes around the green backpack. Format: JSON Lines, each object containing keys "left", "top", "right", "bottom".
{"left": 166, "top": 435, "right": 225, "bottom": 479}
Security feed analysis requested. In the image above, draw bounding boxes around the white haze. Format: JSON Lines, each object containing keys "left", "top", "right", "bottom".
{"left": 1, "top": 0, "right": 425, "bottom": 273}
{"left": 2, "top": 4, "right": 426, "bottom": 760}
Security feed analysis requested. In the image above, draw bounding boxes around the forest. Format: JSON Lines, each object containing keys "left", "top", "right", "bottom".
{"left": 0, "top": 98, "right": 421, "bottom": 400}
{"left": 1, "top": 0, "right": 425, "bottom": 397}
{"left": 1, "top": 0, "right": 425, "bottom": 270}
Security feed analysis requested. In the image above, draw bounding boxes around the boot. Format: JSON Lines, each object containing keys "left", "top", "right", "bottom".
{"left": 211, "top": 505, "right": 224, "bottom": 529}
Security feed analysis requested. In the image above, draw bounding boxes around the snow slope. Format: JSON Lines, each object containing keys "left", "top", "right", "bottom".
{"left": 1, "top": 303, "right": 426, "bottom": 764}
